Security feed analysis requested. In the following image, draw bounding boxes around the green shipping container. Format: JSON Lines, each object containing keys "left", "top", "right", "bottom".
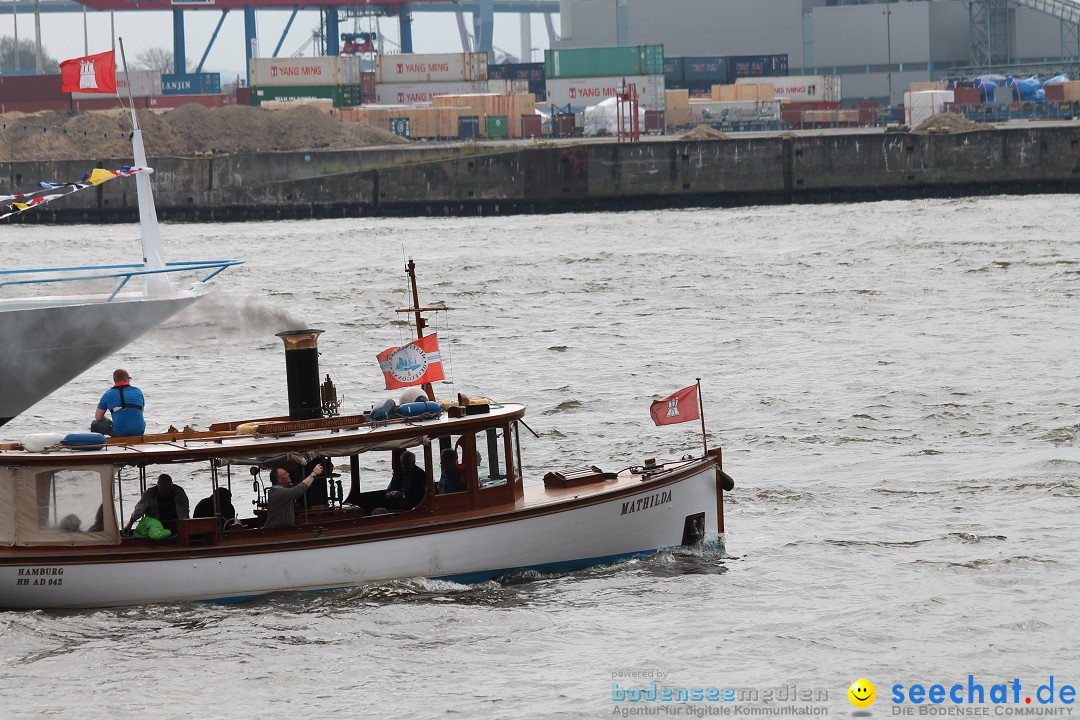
{"left": 250, "top": 85, "right": 361, "bottom": 108}
{"left": 544, "top": 45, "right": 664, "bottom": 79}
{"left": 486, "top": 114, "right": 509, "bottom": 138}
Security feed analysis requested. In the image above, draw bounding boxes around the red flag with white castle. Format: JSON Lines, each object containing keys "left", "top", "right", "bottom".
{"left": 650, "top": 384, "right": 701, "bottom": 426}
{"left": 377, "top": 334, "right": 445, "bottom": 390}
{"left": 60, "top": 50, "right": 117, "bottom": 94}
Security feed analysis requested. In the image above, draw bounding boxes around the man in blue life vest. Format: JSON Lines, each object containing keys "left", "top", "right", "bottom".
{"left": 91, "top": 368, "right": 146, "bottom": 437}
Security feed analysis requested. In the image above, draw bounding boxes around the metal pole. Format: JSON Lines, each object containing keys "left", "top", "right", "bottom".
{"left": 11, "top": 0, "right": 19, "bottom": 72}
{"left": 83, "top": 3, "right": 88, "bottom": 55}
{"left": 884, "top": 3, "right": 893, "bottom": 105}
{"left": 696, "top": 377, "right": 707, "bottom": 456}
{"left": 33, "top": 0, "right": 41, "bottom": 73}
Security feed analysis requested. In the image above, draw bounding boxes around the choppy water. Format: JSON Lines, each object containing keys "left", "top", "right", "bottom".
{"left": 1, "top": 197, "right": 1078, "bottom": 719}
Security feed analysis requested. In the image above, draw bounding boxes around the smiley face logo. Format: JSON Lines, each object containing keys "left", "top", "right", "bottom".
{"left": 848, "top": 678, "right": 876, "bottom": 708}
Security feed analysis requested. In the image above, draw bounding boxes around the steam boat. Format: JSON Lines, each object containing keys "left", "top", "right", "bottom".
{"left": 0, "top": 263, "right": 732, "bottom": 609}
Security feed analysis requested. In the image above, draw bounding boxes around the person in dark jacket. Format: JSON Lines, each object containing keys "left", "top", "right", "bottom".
{"left": 193, "top": 487, "right": 236, "bottom": 526}
{"left": 124, "top": 474, "right": 189, "bottom": 534}
{"left": 385, "top": 450, "right": 426, "bottom": 511}
{"left": 263, "top": 464, "right": 323, "bottom": 529}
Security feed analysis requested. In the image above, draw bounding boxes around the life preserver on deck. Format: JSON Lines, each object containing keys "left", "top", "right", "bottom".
{"left": 370, "top": 398, "right": 396, "bottom": 422}
{"left": 21, "top": 433, "right": 65, "bottom": 452}
{"left": 395, "top": 401, "right": 443, "bottom": 419}
{"left": 61, "top": 433, "right": 107, "bottom": 451}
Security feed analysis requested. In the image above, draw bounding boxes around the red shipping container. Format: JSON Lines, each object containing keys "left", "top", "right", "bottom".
{"left": 146, "top": 94, "right": 233, "bottom": 110}
{"left": 644, "top": 109, "right": 665, "bottom": 133}
{"left": 953, "top": 86, "right": 981, "bottom": 105}
{"left": 236, "top": 86, "right": 252, "bottom": 106}
{"left": 1043, "top": 83, "right": 1064, "bottom": 102}
{"left": 0, "top": 74, "right": 66, "bottom": 102}
{"left": 360, "top": 72, "right": 375, "bottom": 104}
{"left": 521, "top": 113, "right": 542, "bottom": 138}
{"left": 71, "top": 97, "right": 145, "bottom": 111}
{"left": 1, "top": 99, "right": 70, "bottom": 113}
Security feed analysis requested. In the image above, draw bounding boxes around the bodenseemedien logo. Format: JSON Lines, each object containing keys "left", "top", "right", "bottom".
{"left": 849, "top": 678, "right": 877, "bottom": 709}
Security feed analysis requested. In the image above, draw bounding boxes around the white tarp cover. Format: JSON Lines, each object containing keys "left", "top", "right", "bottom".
{"left": 583, "top": 97, "right": 647, "bottom": 137}
{"left": 12, "top": 465, "right": 120, "bottom": 546}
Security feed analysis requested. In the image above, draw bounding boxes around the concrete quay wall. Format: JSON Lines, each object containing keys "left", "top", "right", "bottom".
{"left": 3, "top": 126, "right": 1079, "bottom": 224}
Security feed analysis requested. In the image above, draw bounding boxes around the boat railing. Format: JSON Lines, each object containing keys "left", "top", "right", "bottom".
{"left": 0, "top": 260, "right": 244, "bottom": 300}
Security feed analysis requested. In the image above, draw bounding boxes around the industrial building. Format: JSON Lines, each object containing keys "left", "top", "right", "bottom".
{"left": 555, "top": 0, "right": 1080, "bottom": 104}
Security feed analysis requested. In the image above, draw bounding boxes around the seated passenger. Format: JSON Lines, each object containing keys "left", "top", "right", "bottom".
{"left": 437, "top": 448, "right": 465, "bottom": 494}
{"left": 133, "top": 503, "right": 173, "bottom": 540}
{"left": 264, "top": 464, "right": 323, "bottom": 529}
{"left": 193, "top": 487, "right": 236, "bottom": 526}
{"left": 124, "top": 474, "right": 189, "bottom": 535}
{"left": 385, "top": 450, "right": 426, "bottom": 511}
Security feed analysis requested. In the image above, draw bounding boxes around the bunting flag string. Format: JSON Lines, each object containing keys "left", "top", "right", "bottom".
{"left": 0, "top": 165, "right": 149, "bottom": 222}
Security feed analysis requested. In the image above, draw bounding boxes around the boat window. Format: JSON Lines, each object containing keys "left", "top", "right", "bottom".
{"left": 36, "top": 469, "right": 107, "bottom": 533}
{"left": 480, "top": 428, "right": 507, "bottom": 488}
{"left": 435, "top": 436, "right": 469, "bottom": 495}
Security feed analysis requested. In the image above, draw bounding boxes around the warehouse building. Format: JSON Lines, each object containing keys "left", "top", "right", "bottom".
{"left": 556, "top": 0, "right": 1080, "bottom": 104}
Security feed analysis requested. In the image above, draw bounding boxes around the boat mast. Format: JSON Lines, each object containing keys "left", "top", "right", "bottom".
{"left": 404, "top": 258, "right": 437, "bottom": 400}
{"left": 117, "top": 37, "right": 170, "bottom": 297}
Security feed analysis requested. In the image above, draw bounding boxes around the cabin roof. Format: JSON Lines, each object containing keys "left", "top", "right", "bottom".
{"left": 2, "top": 403, "right": 527, "bottom": 467}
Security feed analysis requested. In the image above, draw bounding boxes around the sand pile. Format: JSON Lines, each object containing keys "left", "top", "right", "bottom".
{"left": 913, "top": 112, "right": 982, "bottom": 134}
{"left": 681, "top": 124, "right": 730, "bottom": 140}
{"left": 0, "top": 104, "right": 405, "bottom": 161}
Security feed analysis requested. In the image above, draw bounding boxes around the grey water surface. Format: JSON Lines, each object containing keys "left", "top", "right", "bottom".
{"left": 0, "top": 196, "right": 1077, "bottom": 719}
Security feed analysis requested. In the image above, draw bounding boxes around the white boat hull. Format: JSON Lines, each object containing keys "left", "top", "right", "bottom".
{"left": 0, "top": 293, "right": 200, "bottom": 426}
{"left": 0, "top": 465, "right": 720, "bottom": 608}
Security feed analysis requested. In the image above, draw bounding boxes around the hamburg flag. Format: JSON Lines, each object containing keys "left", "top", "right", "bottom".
{"left": 650, "top": 384, "right": 700, "bottom": 426}
{"left": 377, "top": 334, "right": 445, "bottom": 390}
{"left": 60, "top": 50, "right": 117, "bottom": 94}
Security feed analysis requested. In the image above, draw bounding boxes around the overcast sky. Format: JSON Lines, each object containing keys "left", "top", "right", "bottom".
{"left": 0, "top": 7, "right": 557, "bottom": 77}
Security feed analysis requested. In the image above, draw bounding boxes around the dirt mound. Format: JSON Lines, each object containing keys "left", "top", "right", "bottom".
{"left": 681, "top": 124, "right": 730, "bottom": 140}
{"left": 0, "top": 104, "right": 406, "bottom": 161}
{"left": 913, "top": 112, "right": 982, "bottom": 134}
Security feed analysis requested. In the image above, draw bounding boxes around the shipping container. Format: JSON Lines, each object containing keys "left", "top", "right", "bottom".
{"left": 952, "top": 86, "right": 981, "bottom": 105}
{"left": 486, "top": 114, "right": 509, "bottom": 138}
{"left": 235, "top": 87, "right": 251, "bottom": 106}
{"left": 545, "top": 45, "right": 664, "bottom": 80}
{"left": 521, "top": 114, "right": 542, "bottom": 138}
{"left": 735, "top": 75, "right": 840, "bottom": 103}
{"left": 72, "top": 69, "right": 161, "bottom": 100}
{"left": 545, "top": 75, "right": 665, "bottom": 111}
{"left": 663, "top": 57, "right": 683, "bottom": 88}
{"left": 360, "top": 72, "right": 376, "bottom": 103}
{"left": 643, "top": 109, "right": 665, "bottom": 133}
{"left": 904, "top": 90, "right": 954, "bottom": 127}
{"left": 146, "top": 94, "right": 233, "bottom": 111}
{"left": 0, "top": 74, "right": 65, "bottom": 102}
{"left": 458, "top": 116, "right": 481, "bottom": 139}
{"left": 1, "top": 99, "right": 71, "bottom": 113}
{"left": 374, "top": 81, "right": 487, "bottom": 105}
{"left": 251, "top": 85, "right": 361, "bottom": 107}
{"left": 432, "top": 93, "right": 536, "bottom": 137}
{"left": 488, "top": 62, "right": 544, "bottom": 81}
{"left": 711, "top": 84, "right": 775, "bottom": 102}
{"left": 161, "top": 72, "right": 221, "bottom": 96}
{"left": 726, "top": 54, "right": 788, "bottom": 79}
{"left": 374, "top": 52, "right": 488, "bottom": 84}
{"left": 250, "top": 57, "right": 361, "bottom": 88}
{"left": 683, "top": 56, "right": 728, "bottom": 84}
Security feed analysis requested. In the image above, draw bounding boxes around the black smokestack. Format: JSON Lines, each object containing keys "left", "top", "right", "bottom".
{"left": 276, "top": 329, "right": 324, "bottom": 420}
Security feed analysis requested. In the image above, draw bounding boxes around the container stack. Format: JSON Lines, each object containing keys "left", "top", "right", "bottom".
{"left": 249, "top": 57, "right": 363, "bottom": 108}
{"left": 373, "top": 52, "right": 488, "bottom": 105}
{"left": 488, "top": 62, "right": 546, "bottom": 101}
{"left": 665, "top": 54, "right": 788, "bottom": 94}
{"left": 543, "top": 45, "right": 666, "bottom": 111}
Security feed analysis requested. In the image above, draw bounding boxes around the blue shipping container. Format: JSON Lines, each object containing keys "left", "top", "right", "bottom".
{"left": 161, "top": 72, "right": 222, "bottom": 96}
{"left": 726, "top": 54, "right": 788, "bottom": 79}
{"left": 664, "top": 57, "right": 684, "bottom": 87}
{"left": 488, "top": 62, "right": 545, "bottom": 81}
{"left": 682, "top": 56, "right": 728, "bottom": 84}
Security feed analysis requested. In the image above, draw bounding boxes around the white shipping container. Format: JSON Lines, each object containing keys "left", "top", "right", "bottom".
{"left": 374, "top": 53, "right": 488, "bottom": 84}
{"left": 250, "top": 57, "right": 361, "bottom": 88}
{"left": 73, "top": 69, "right": 160, "bottom": 99}
{"left": 736, "top": 75, "right": 842, "bottom": 103}
{"left": 904, "top": 90, "right": 954, "bottom": 128}
{"left": 545, "top": 75, "right": 666, "bottom": 111}
{"left": 374, "top": 81, "right": 489, "bottom": 105}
